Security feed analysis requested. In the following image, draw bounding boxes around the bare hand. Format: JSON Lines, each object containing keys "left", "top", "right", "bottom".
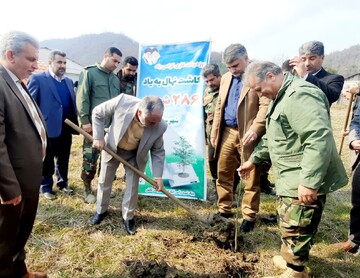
{"left": 342, "top": 129, "right": 349, "bottom": 137}
{"left": 351, "top": 140, "right": 360, "bottom": 150}
{"left": 92, "top": 139, "right": 105, "bottom": 150}
{"left": 237, "top": 161, "right": 255, "bottom": 180}
{"left": 289, "top": 56, "right": 307, "bottom": 78}
{"left": 153, "top": 178, "right": 164, "bottom": 192}
{"left": 298, "top": 185, "right": 317, "bottom": 204}
{"left": 0, "top": 195, "right": 22, "bottom": 206}
{"left": 349, "top": 85, "right": 359, "bottom": 95}
{"left": 82, "top": 123, "right": 92, "bottom": 133}
{"left": 242, "top": 130, "right": 258, "bottom": 146}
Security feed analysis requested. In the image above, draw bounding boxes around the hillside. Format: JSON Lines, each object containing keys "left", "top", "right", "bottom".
{"left": 41, "top": 32, "right": 139, "bottom": 67}
{"left": 40, "top": 32, "right": 223, "bottom": 69}
{"left": 323, "top": 44, "right": 360, "bottom": 78}
{"left": 41, "top": 33, "right": 360, "bottom": 77}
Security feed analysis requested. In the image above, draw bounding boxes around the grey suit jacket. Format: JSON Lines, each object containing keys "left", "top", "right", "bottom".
{"left": 0, "top": 64, "right": 44, "bottom": 200}
{"left": 92, "top": 94, "right": 167, "bottom": 177}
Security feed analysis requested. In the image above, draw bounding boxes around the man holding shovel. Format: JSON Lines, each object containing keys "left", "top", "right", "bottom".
{"left": 90, "top": 94, "right": 167, "bottom": 235}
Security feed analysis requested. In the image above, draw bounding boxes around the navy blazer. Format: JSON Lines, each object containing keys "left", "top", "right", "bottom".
{"left": 306, "top": 67, "right": 344, "bottom": 105}
{"left": 28, "top": 71, "right": 78, "bottom": 137}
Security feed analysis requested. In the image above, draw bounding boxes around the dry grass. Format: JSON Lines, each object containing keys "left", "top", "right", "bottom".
{"left": 26, "top": 102, "right": 360, "bottom": 277}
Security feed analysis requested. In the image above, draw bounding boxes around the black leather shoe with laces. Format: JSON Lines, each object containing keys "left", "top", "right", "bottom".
{"left": 91, "top": 211, "right": 109, "bottom": 225}
{"left": 124, "top": 218, "right": 136, "bottom": 235}
{"left": 240, "top": 220, "right": 255, "bottom": 233}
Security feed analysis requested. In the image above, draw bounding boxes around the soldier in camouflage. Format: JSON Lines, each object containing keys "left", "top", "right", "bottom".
{"left": 239, "top": 61, "right": 348, "bottom": 278}
{"left": 202, "top": 64, "right": 221, "bottom": 185}
{"left": 76, "top": 47, "right": 122, "bottom": 203}
{"left": 117, "top": 56, "right": 138, "bottom": 96}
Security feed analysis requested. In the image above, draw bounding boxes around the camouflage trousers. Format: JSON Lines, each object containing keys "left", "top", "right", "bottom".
{"left": 276, "top": 195, "right": 326, "bottom": 266}
{"left": 81, "top": 137, "right": 101, "bottom": 182}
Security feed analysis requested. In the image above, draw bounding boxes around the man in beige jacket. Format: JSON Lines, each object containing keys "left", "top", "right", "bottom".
{"left": 210, "top": 44, "right": 269, "bottom": 232}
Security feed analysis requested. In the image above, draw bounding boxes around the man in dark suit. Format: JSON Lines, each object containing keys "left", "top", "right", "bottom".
{"left": 0, "top": 31, "right": 47, "bottom": 278}
{"left": 28, "top": 50, "right": 78, "bottom": 200}
{"left": 290, "top": 40, "right": 344, "bottom": 105}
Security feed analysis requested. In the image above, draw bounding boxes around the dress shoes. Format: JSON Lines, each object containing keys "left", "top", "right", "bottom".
{"left": 263, "top": 267, "right": 309, "bottom": 278}
{"left": 43, "top": 192, "right": 56, "bottom": 200}
{"left": 331, "top": 240, "right": 360, "bottom": 254}
{"left": 261, "top": 215, "right": 278, "bottom": 225}
{"left": 22, "top": 272, "right": 48, "bottom": 278}
{"left": 215, "top": 211, "right": 234, "bottom": 219}
{"left": 91, "top": 211, "right": 109, "bottom": 225}
{"left": 207, "top": 192, "right": 217, "bottom": 202}
{"left": 124, "top": 218, "right": 136, "bottom": 235}
{"left": 272, "top": 256, "right": 313, "bottom": 275}
{"left": 84, "top": 191, "right": 96, "bottom": 204}
{"left": 240, "top": 219, "right": 255, "bottom": 233}
{"left": 60, "top": 186, "right": 74, "bottom": 195}
{"left": 272, "top": 255, "right": 288, "bottom": 270}
{"left": 261, "top": 181, "right": 276, "bottom": 195}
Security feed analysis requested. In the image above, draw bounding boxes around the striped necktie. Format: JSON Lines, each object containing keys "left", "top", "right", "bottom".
{"left": 18, "top": 81, "right": 47, "bottom": 160}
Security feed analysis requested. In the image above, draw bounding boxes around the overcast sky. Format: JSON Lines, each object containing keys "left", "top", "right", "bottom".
{"left": 1, "top": 0, "right": 359, "bottom": 62}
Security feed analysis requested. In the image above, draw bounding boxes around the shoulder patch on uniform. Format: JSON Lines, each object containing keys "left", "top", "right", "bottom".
{"left": 84, "top": 65, "right": 97, "bottom": 70}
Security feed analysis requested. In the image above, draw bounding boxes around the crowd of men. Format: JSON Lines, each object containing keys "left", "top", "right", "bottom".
{"left": 0, "top": 30, "right": 358, "bottom": 278}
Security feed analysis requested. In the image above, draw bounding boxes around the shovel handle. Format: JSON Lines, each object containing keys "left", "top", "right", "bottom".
{"left": 339, "top": 94, "right": 354, "bottom": 155}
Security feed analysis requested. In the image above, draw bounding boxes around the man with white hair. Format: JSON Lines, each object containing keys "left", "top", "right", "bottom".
{"left": 90, "top": 94, "right": 167, "bottom": 235}
{"left": 0, "top": 31, "right": 48, "bottom": 278}
{"left": 239, "top": 61, "right": 348, "bottom": 278}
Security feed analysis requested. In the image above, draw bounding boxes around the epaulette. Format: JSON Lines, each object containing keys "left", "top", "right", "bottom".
{"left": 84, "top": 64, "right": 97, "bottom": 70}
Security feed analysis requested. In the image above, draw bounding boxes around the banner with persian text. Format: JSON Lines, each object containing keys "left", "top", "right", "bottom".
{"left": 137, "top": 41, "right": 211, "bottom": 200}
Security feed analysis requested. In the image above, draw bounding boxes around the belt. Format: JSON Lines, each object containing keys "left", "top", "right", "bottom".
{"left": 225, "top": 125, "right": 238, "bottom": 129}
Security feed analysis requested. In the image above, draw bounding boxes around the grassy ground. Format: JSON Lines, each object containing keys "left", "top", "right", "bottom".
{"left": 26, "top": 102, "right": 359, "bottom": 278}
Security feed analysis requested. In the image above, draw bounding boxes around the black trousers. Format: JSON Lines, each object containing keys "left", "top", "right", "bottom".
{"left": 350, "top": 162, "right": 360, "bottom": 245}
{"left": 0, "top": 196, "right": 39, "bottom": 277}
{"left": 41, "top": 125, "right": 72, "bottom": 193}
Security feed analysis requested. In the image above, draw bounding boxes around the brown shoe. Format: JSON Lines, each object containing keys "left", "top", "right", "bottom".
{"left": 22, "top": 272, "right": 48, "bottom": 278}
{"left": 331, "top": 240, "right": 359, "bottom": 254}
{"left": 272, "top": 255, "right": 287, "bottom": 270}
{"left": 263, "top": 267, "right": 308, "bottom": 278}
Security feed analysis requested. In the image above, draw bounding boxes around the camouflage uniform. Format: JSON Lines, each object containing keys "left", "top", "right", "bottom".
{"left": 76, "top": 64, "right": 120, "bottom": 185}
{"left": 119, "top": 71, "right": 137, "bottom": 96}
{"left": 249, "top": 74, "right": 348, "bottom": 268}
{"left": 203, "top": 86, "right": 219, "bottom": 180}
{"left": 277, "top": 196, "right": 326, "bottom": 266}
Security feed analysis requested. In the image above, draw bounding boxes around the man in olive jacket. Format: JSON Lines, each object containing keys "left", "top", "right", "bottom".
{"left": 239, "top": 61, "right": 348, "bottom": 278}
{"left": 76, "top": 47, "right": 122, "bottom": 203}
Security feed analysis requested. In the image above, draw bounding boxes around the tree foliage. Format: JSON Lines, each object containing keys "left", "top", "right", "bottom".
{"left": 172, "top": 136, "right": 195, "bottom": 175}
